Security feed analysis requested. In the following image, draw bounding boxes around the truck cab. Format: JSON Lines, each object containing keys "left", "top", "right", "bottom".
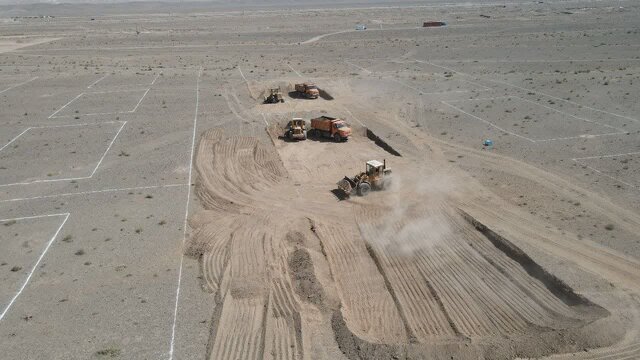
{"left": 332, "top": 120, "right": 351, "bottom": 140}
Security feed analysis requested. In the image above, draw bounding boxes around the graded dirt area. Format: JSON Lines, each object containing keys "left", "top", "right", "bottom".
{"left": 0, "top": 1, "right": 639, "bottom": 359}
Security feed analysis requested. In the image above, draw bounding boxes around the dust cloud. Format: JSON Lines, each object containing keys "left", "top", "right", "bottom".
{"left": 358, "top": 167, "right": 460, "bottom": 256}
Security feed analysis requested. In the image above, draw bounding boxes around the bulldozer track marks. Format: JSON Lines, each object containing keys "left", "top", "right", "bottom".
{"left": 354, "top": 202, "right": 605, "bottom": 347}
{"left": 188, "top": 120, "right": 636, "bottom": 359}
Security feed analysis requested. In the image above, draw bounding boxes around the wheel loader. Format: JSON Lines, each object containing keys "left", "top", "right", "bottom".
{"left": 284, "top": 118, "right": 307, "bottom": 140}
{"left": 337, "top": 160, "right": 391, "bottom": 197}
{"left": 264, "top": 87, "right": 284, "bottom": 104}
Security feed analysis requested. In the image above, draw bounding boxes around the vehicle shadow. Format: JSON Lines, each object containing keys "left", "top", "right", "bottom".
{"left": 287, "top": 91, "right": 316, "bottom": 100}
{"left": 331, "top": 189, "right": 350, "bottom": 201}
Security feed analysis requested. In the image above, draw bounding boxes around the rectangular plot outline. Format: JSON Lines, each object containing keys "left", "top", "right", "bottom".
{"left": 87, "top": 72, "right": 161, "bottom": 89}
{"left": 416, "top": 58, "right": 640, "bottom": 125}
{"left": 0, "top": 213, "right": 70, "bottom": 322}
{"left": 0, "top": 121, "right": 126, "bottom": 187}
{"left": 0, "top": 77, "right": 38, "bottom": 95}
{"left": 345, "top": 58, "right": 491, "bottom": 95}
{"left": 442, "top": 96, "right": 628, "bottom": 143}
{"left": 48, "top": 88, "right": 150, "bottom": 119}
{"left": 572, "top": 151, "right": 640, "bottom": 189}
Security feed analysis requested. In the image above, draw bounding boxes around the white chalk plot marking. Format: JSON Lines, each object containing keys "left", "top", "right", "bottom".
{"left": 573, "top": 152, "right": 640, "bottom": 189}
{"left": 168, "top": 67, "right": 202, "bottom": 360}
{"left": 0, "top": 77, "right": 38, "bottom": 95}
{"left": 0, "top": 121, "right": 127, "bottom": 187}
{"left": 442, "top": 96, "right": 627, "bottom": 143}
{"left": 0, "top": 213, "right": 70, "bottom": 322}
{"left": 87, "top": 74, "right": 108, "bottom": 89}
{"left": 0, "top": 128, "right": 31, "bottom": 153}
{"left": 49, "top": 88, "right": 150, "bottom": 118}
{"left": 441, "top": 100, "right": 536, "bottom": 143}
{"left": 286, "top": 63, "right": 303, "bottom": 78}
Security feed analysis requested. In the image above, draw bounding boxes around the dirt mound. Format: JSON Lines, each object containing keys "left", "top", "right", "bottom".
{"left": 188, "top": 124, "right": 622, "bottom": 360}
{"left": 288, "top": 247, "right": 325, "bottom": 307}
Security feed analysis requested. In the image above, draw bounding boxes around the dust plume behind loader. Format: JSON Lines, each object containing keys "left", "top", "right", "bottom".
{"left": 338, "top": 159, "right": 392, "bottom": 197}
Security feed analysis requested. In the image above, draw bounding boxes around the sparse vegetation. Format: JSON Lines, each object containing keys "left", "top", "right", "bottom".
{"left": 95, "top": 347, "right": 121, "bottom": 358}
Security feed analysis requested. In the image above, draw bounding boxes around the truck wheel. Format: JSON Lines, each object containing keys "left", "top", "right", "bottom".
{"left": 357, "top": 183, "right": 371, "bottom": 196}
{"left": 333, "top": 133, "right": 341, "bottom": 142}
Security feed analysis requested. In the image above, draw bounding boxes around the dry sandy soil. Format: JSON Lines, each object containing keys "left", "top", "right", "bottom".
{"left": 0, "top": 0, "right": 639, "bottom": 359}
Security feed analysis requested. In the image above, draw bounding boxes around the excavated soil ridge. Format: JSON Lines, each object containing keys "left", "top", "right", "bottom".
{"left": 188, "top": 127, "right": 620, "bottom": 360}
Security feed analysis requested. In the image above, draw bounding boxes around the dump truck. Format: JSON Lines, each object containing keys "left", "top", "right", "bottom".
{"left": 294, "top": 82, "right": 319, "bottom": 99}
{"left": 338, "top": 160, "right": 392, "bottom": 197}
{"left": 309, "top": 116, "right": 351, "bottom": 142}
{"left": 264, "top": 87, "right": 284, "bottom": 104}
{"left": 284, "top": 118, "right": 307, "bottom": 140}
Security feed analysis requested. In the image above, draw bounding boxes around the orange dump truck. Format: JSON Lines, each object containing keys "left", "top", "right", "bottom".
{"left": 309, "top": 116, "right": 352, "bottom": 142}
{"left": 294, "top": 83, "right": 319, "bottom": 99}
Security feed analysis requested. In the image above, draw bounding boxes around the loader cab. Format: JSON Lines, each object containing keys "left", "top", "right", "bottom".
{"left": 366, "top": 160, "right": 385, "bottom": 179}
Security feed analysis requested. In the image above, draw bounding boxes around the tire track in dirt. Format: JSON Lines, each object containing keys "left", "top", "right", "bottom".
{"left": 314, "top": 223, "right": 408, "bottom": 344}
{"left": 354, "top": 198, "right": 609, "bottom": 354}
{"left": 189, "top": 130, "right": 309, "bottom": 360}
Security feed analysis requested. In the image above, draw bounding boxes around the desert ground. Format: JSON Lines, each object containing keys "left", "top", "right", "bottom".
{"left": 0, "top": 0, "right": 639, "bottom": 359}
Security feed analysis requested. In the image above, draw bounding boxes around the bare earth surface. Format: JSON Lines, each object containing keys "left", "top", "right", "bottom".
{"left": 0, "top": 1, "right": 639, "bottom": 359}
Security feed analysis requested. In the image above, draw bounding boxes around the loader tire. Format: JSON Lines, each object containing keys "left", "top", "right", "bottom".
{"left": 357, "top": 182, "right": 371, "bottom": 196}
{"left": 333, "top": 133, "right": 341, "bottom": 142}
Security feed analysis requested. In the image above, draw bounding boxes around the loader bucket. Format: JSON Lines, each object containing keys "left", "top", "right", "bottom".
{"left": 337, "top": 177, "right": 354, "bottom": 194}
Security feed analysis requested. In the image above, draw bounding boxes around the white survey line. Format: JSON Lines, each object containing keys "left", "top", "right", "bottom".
{"left": 441, "top": 101, "right": 536, "bottom": 143}
{"left": 345, "top": 60, "right": 372, "bottom": 74}
{"left": 88, "top": 121, "right": 127, "bottom": 177}
{"left": 430, "top": 58, "right": 640, "bottom": 64}
{"left": 390, "top": 78, "right": 422, "bottom": 93}
{"left": 1, "top": 122, "right": 120, "bottom": 154}
{"left": 87, "top": 74, "right": 108, "bottom": 89}
{"left": 238, "top": 66, "right": 248, "bottom": 83}
{"left": 129, "top": 88, "right": 151, "bottom": 113}
{"left": 573, "top": 161, "right": 637, "bottom": 188}
{"left": 536, "top": 132, "right": 627, "bottom": 142}
{"left": 415, "top": 59, "right": 464, "bottom": 75}
{"left": 169, "top": 67, "right": 202, "bottom": 360}
{"left": 0, "top": 128, "right": 31, "bottom": 152}
{"left": 487, "top": 79, "right": 639, "bottom": 123}
{"left": 0, "top": 183, "right": 187, "bottom": 203}
{"left": 262, "top": 113, "right": 268, "bottom": 126}
{"left": 422, "top": 58, "right": 639, "bottom": 124}
{"left": 457, "top": 78, "right": 491, "bottom": 91}
{"left": 87, "top": 88, "right": 149, "bottom": 94}
{"left": 390, "top": 77, "right": 469, "bottom": 95}
{"left": 446, "top": 96, "right": 510, "bottom": 102}
{"left": 0, "top": 121, "right": 127, "bottom": 187}
{"left": 286, "top": 64, "right": 303, "bottom": 78}
{"left": 0, "top": 213, "right": 70, "bottom": 322}
{"left": 573, "top": 151, "right": 640, "bottom": 161}
{"left": 342, "top": 107, "right": 366, "bottom": 127}
{"left": 514, "top": 96, "right": 625, "bottom": 131}
{"left": 0, "top": 77, "right": 38, "bottom": 94}
{"left": 48, "top": 93, "right": 84, "bottom": 118}
{"left": 150, "top": 72, "right": 161, "bottom": 85}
